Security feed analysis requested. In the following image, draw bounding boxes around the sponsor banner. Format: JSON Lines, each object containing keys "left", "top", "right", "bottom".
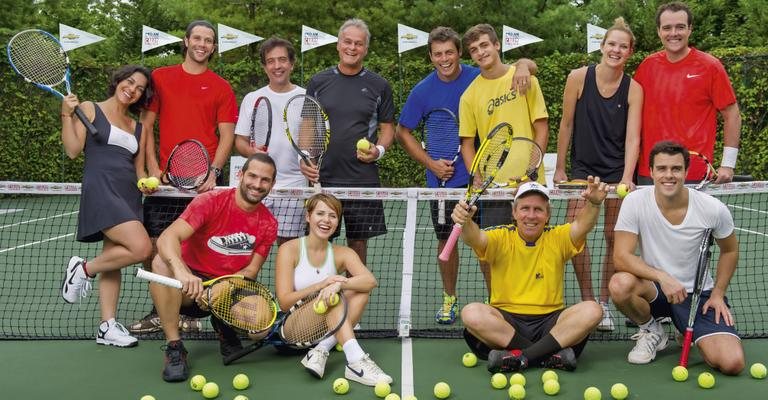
{"left": 587, "top": 23, "right": 607, "bottom": 53}
{"left": 501, "top": 25, "right": 542, "bottom": 52}
{"left": 141, "top": 25, "right": 182, "bottom": 53}
{"left": 59, "top": 23, "right": 105, "bottom": 51}
{"left": 218, "top": 23, "right": 263, "bottom": 54}
{"left": 397, "top": 23, "right": 428, "bottom": 54}
{"left": 301, "top": 25, "right": 337, "bottom": 53}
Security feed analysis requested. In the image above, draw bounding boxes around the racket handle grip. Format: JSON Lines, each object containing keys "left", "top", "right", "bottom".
{"left": 74, "top": 106, "right": 99, "bottom": 137}
{"left": 438, "top": 224, "right": 462, "bottom": 262}
{"left": 678, "top": 328, "right": 694, "bottom": 367}
{"left": 136, "top": 269, "right": 182, "bottom": 289}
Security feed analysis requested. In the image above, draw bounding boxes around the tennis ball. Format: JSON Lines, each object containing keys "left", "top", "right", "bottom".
{"left": 145, "top": 176, "right": 160, "bottom": 190}
{"left": 190, "top": 374, "right": 207, "bottom": 391}
{"left": 541, "top": 370, "right": 558, "bottom": 383}
{"left": 433, "top": 382, "right": 450, "bottom": 399}
{"left": 543, "top": 379, "right": 560, "bottom": 395}
{"left": 616, "top": 183, "right": 629, "bottom": 199}
{"left": 751, "top": 362, "right": 767, "bottom": 379}
{"left": 313, "top": 299, "right": 328, "bottom": 314}
{"left": 375, "top": 381, "right": 392, "bottom": 398}
{"left": 356, "top": 138, "right": 371, "bottom": 152}
{"left": 584, "top": 386, "right": 601, "bottom": 400}
{"left": 232, "top": 373, "right": 249, "bottom": 390}
{"left": 329, "top": 292, "right": 340, "bottom": 306}
{"left": 333, "top": 377, "right": 350, "bottom": 394}
{"left": 508, "top": 383, "right": 526, "bottom": 399}
{"left": 385, "top": 394, "right": 401, "bottom": 400}
{"left": 491, "top": 373, "right": 507, "bottom": 389}
{"left": 610, "top": 383, "right": 629, "bottom": 400}
{"left": 137, "top": 177, "right": 147, "bottom": 190}
{"left": 202, "top": 382, "right": 220, "bottom": 399}
{"left": 140, "top": 396, "right": 155, "bottom": 400}
{"left": 698, "top": 372, "right": 715, "bottom": 389}
{"left": 672, "top": 366, "right": 688, "bottom": 382}
{"left": 509, "top": 373, "right": 526, "bottom": 387}
{"left": 462, "top": 352, "right": 477, "bottom": 367}
{"left": 335, "top": 342, "right": 344, "bottom": 352}
{"left": 233, "top": 396, "right": 249, "bottom": 400}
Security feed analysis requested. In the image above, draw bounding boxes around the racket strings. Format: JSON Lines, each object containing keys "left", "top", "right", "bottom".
{"left": 207, "top": 279, "right": 276, "bottom": 333}
{"left": 286, "top": 99, "right": 327, "bottom": 159}
{"left": 282, "top": 301, "right": 330, "bottom": 344}
{"left": 8, "top": 31, "right": 67, "bottom": 86}
{"left": 250, "top": 101, "right": 271, "bottom": 145}
{"left": 167, "top": 143, "right": 209, "bottom": 186}
{"left": 423, "top": 111, "right": 459, "bottom": 160}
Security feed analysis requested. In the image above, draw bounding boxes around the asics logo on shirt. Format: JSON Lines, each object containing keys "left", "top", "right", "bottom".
{"left": 486, "top": 89, "right": 518, "bottom": 116}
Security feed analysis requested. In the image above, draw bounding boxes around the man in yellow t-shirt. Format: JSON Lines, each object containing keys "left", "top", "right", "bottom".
{"left": 451, "top": 178, "right": 607, "bottom": 373}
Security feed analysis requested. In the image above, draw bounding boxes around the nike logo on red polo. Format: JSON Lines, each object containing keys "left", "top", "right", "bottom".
{"left": 686, "top": 74, "right": 701, "bottom": 79}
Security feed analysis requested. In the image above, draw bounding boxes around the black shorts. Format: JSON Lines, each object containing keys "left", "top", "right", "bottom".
{"left": 178, "top": 270, "right": 215, "bottom": 318}
{"left": 478, "top": 200, "right": 512, "bottom": 228}
{"left": 649, "top": 282, "right": 739, "bottom": 341}
{"left": 142, "top": 196, "right": 193, "bottom": 237}
{"left": 331, "top": 198, "right": 387, "bottom": 240}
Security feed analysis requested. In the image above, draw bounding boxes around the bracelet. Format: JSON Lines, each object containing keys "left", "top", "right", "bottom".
{"left": 721, "top": 146, "right": 738, "bottom": 168}
{"left": 375, "top": 145, "right": 386, "bottom": 161}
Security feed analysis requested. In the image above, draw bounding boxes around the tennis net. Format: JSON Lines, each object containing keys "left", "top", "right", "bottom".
{"left": 1, "top": 181, "right": 766, "bottom": 340}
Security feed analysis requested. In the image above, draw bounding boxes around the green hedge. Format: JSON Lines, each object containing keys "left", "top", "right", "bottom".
{"left": 1, "top": 47, "right": 766, "bottom": 185}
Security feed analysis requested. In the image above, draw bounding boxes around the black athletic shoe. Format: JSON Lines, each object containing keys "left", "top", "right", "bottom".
{"left": 541, "top": 347, "right": 577, "bottom": 371}
{"left": 162, "top": 340, "right": 189, "bottom": 382}
{"left": 487, "top": 349, "right": 529, "bottom": 373}
{"left": 211, "top": 316, "right": 243, "bottom": 359}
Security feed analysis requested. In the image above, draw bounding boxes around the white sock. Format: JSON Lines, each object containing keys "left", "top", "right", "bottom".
{"left": 315, "top": 335, "right": 338, "bottom": 352}
{"left": 638, "top": 317, "right": 659, "bottom": 332}
{"left": 342, "top": 339, "right": 365, "bottom": 363}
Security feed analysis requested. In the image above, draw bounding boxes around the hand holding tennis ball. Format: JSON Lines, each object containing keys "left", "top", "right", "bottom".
{"left": 190, "top": 374, "right": 207, "bottom": 391}
{"left": 137, "top": 177, "right": 147, "bottom": 190}
{"left": 333, "top": 377, "right": 350, "bottom": 394}
{"left": 328, "top": 292, "right": 340, "bottom": 306}
{"left": 672, "top": 365, "right": 688, "bottom": 381}
{"left": 462, "top": 352, "right": 477, "bottom": 367}
{"left": 232, "top": 373, "right": 249, "bottom": 390}
{"left": 356, "top": 138, "right": 371, "bottom": 153}
{"left": 433, "top": 382, "right": 450, "bottom": 399}
{"left": 313, "top": 299, "right": 328, "bottom": 314}
{"left": 202, "top": 382, "right": 220, "bottom": 398}
{"left": 616, "top": 183, "right": 629, "bottom": 199}
{"left": 145, "top": 176, "right": 160, "bottom": 190}
{"left": 374, "top": 381, "right": 391, "bottom": 398}
{"left": 751, "top": 362, "right": 767, "bottom": 379}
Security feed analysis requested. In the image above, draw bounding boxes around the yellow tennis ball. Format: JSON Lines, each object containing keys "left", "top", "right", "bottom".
{"left": 543, "top": 379, "right": 560, "bottom": 395}
{"left": 202, "top": 382, "right": 219, "bottom": 399}
{"left": 491, "top": 373, "right": 507, "bottom": 389}
{"left": 190, "top": 374, "right": 207, "bottom": 391}
{"left": 145, "top": 176, "right": 160, "bottom": 190}
{"left": 462, "top": 352, "right": 477, "bottom": 367}
{"left": 232, "top": 373, "right": 249, "bottom": 390}
{"left": 509, "top": 373, "right": 526, "bottom": 387}
{"left": 140, "top": 396, "right": 155, "bottom": 400}
{"left": 335, "top": 342, "right": 344, "bottom": 352}
{"left": 374, "top": 382, "right": 391, "bottom": 398}
{"left": 356, "top": 138, "right": 371, "bottom": 152}
{"left": 541, "top": 370, "right": 558, "bottom": 383}
{"left": 584, "top": 386, "right": 601, "bottom": 400}
{"left": 616, "top": 183, "right": 629, "bottom": 199}
{"left": 508, "top": 383, "right": 526, "bottom": 399}
{"left": 698, "top": 372, "right": 715, "bottom": 389}
{"left": 672, "top": 366, "right": 688, "bottom": 382}
{"left": 313, "top": 299, "right": 328, "bottom": 314}
{"left": 233, "top": 396, "right": 249, "bottom": 400}
{"left": 751, "top": 362, "right": 767, "bottom": 379}
{"left": 385, "top": 394, "right": 401, "bottom": 400}
{"left": 433, "top": 382, "right": 450, "bottom": 399}
{"left": 329, "top": 293, "right": 340, "bottom": 306}
{"left": 333, "top": 378, "right": 350, "bottom": 394}
{"left": 137, "top": 177, "right": 147, "bottom": 190}
{"left": 610, "top": 383, "right": 629, "bottom": 400}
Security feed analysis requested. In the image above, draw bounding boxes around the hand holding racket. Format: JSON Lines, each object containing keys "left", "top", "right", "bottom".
{"left": 250, "top": 96, "right": 272, "bottom": 152}
{"left": 679, "top": 229, "right": 714, "bottom": 367}
{"left": 7, "top": 29, "right": 98, "bottom": 136}
{"left": 689, "top": 151, "right": 718, "bottom": 190}
{"left": 420, "top": 108, "right": 461, "bottom": 224}
{"left": 284, "top": 94, "right": 330, "bottom": 189}
{"left": 160, "top": 139, "right": 211, "bottom": 190}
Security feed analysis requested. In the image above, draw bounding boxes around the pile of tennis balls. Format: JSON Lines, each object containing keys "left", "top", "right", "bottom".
{"left": 178, "top": 373, "right": 251, "bottom": 399}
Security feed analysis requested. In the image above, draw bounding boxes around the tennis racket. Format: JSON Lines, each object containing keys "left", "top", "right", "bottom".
{"left": 439, "top": 123, "right": 543, "bottom": 261}
{"left": 135, "top": 269, "right": 278, "bottom": 334}
{"left": 420, "top": 108, "right": 461, "bottom": 224}
{"left": 555, "top": 179, "right": 589, "bottom": 189}
{"left": 284, "top": 94, "right": 330, "bottom": 189}
{"left": 160, "top": 139, "right": 211, "bottom": 190}
{"left": 250, "top": 96, "right": 272, "bottom": 151}
{"left": 679, "top": 228, "right": 714, "bottom": 368}
{"left": 6, "top": 29, "right": 98, "bottom": 136}
{"left": 689, "top": 151, "right": 718, "bottom": 190}
{"left": 223, "top": 290, "right": 348, "bottom": 365}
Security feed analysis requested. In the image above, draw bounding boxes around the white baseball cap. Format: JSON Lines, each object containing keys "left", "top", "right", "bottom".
{"left": 514, "top": 182, "right": 550, "bottom": 202}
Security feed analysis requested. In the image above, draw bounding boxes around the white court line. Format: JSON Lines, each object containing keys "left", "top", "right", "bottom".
{"left": 401, "top": 337, "right": 414, "bottom": 397}
{"left": 0, "top": 211, "right": 78, "bottom": 230}
{"left": 0, "top": 208, "right": 23, "bottom": 215}
{"left": 0, "top": 233, "right": 74, "bottom": 253}
{"left": 735, "top": 227, "right": 768, "bottom": 238}
{"left": 728, "top": 204, "right": 768, "bottom": 215}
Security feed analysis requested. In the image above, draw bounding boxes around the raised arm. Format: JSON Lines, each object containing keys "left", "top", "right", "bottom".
{"left": 569, "top": 176, "right": 608, "bottom": 247}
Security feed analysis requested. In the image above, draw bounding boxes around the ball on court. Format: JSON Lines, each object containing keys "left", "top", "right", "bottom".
{"left": 385, "top": 394, "right": 401, "bottom": 400}
{"left": 232, "top": 373, "right": 249, "bottom": 390}
{"left": 698, "top": 372, "right": 715, "bottom": 389}
{"left": 233, "top": 396, "right": 249, "bottom": 400}
{"left": 313, "top": 299, "right": 328, "bottom": 314}
{"left": 190, "top": 374, "right": 207, "bottom": 391}
{"left": 145, "top": 176, "right": 160, "bottom": 190}
{"left": 202, "top": 382, "right": 219, "bottom": 398}
{"left": 329, "top": 293, "right": 340, "bottom": 306}
{"left": 136, "top": 177, "right": 147, "bottom": 190}
{"left": 491, "top": 372, "right": 507, "bottom": 389}
{"left": 333, "top": 378, "right": 350, "bottom": 394}
{"left": 375, "top": 381, "right": 392, "bottom": 398}
{"left": 508, "top": 383, "right": 526, "bottom": 399}
{"left": 671, "top": 366, "right": 688, "bottom": 382}
{"left": 140, "top": 396, "right": 155, "bottom": 400}
{"left": 509, "top": 373, "right": 526, "bottom": 387}
{"left": 335, "top": 342, "right": 344, "bottom": 352}
{"left": 541, "top": 370, "right": 558, "bottom": 383}
{"left": 584, "top": 386, "right": 601, "bottom": 400}
{"left": 543, "top": 379, "right": 560, "bottom": 395}
{"left": 462, "top": 352, "right": 477, "bottom": 367}
{"left": 616, "top": 183, "right": 629, "bottom": 199}
{"left": 433, "top": 382, "right": 450, "bottom": 399}
{"left": 610, "top": 383, "right": 629, "bottom": 400}
{"left": 751, "top": 362, "right": 767, "bottom": 379}
{"left": 356, "top": 138, "right": 371, "bottom": 152}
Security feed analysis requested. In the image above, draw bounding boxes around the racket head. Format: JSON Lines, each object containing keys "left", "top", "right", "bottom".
{"left": 680, "top": 228, "right": 714, "bottom": 366}
{"left": 284, "top": 94, "right": 330, "bottom": 164}
{"left": 7, "top": 29, "right": 69, "bottom": 97}
{"left": 421, "top": 108, "right": 460, "bottom": 159}
{"left": 204, "top": 277, "right": 278, "bottom": 334}
{"left": 464, "top": 122, "right": 515, "bottom": 205}
{"left": 163, "top": 139, "right": 211, "bottom": 190}
{"left": 689, "top": 151, "right": 717, "bottom": 190}
{"left": 250, "top": 96, "right": 272, "bottom": 149}
{"left": 279, "top": 292, "right": 347, "bottom": 349}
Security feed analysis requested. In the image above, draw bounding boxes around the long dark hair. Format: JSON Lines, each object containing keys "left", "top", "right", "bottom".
{"left": 107, "top": 65, "right": 153, "bottom": 115}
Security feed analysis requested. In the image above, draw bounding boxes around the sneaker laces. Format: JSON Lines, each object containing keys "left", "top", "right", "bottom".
{"left": 440, "top": 294, "right": 456, "bottom": 315}
{"left": 221, "top": 233, "right": 251, "bottom": 246}
{"left": 78, "top": 279, "right": 92, "bottom": 300}
{"left": 111, "top": 321, "right": 130, "bottom": 336}
{"left": 630, "top": 329, "right": 662, "bottom": 353}
{"left": 360, "top": 355, "right": 385, "bottom": 375}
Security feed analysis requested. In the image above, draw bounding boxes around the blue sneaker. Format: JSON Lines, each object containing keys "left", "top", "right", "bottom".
{"left": 435, "top": 293, "right": 457, "bottom": 324}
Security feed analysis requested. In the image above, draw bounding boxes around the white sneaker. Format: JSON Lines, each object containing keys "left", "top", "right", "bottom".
{"left": 597, "top": 302, "right": 615, "bottom": 332}
{"left": 628, "top": 326, "right": 668, "bottom": 364}
{"left": 301, "top": 347, "right": 329, "bottom": 378}
{"left": 61, "top": 256, "right": 92, "bottom": 303}
{"left": 96, "top": 319, "right": 138, "bottom": 347}
{"left": 345, "top": 354, "right": 393, "bottom": 386}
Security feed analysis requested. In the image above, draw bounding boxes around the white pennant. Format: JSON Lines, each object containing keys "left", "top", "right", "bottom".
{"left": 58, "top": 23, "right": 105, "bottom": 51}
{"left": 301, "top": 25, "right": 337, "bottom": 53}
{"left": 217, "top": 23, "right": 263, "bottom": 55}
{"left": 587, "top": 23, "right": 607, "bottom": 53}
{"left": 397, "top": 23, "right": 428, "bottom": 54}
{"left": 501, "top": 25, "right": 542, "bottom": 52}
{"left": 141, "top": 25, "right": 182, "bottom": 53}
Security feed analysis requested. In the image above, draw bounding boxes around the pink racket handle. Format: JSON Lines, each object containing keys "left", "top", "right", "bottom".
{"left": 678, "top": 328, "right": 694, "bottom": 367}
{"left": 438, "top": 224, "right": 463, "bottom": 261}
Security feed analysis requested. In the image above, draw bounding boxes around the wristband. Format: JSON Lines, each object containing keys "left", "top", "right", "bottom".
{"left": 721, "top": 146, "right": 738, "bottom": 168}
{"left": 375, "top": 145, "right": 386, "bottom": 161}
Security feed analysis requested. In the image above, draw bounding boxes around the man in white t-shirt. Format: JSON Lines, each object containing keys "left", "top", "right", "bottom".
{"left": 235, "top": 37, "right": 306, "bottom": 245}
{"left": 610, "top": 140, "right": 744, "bottom": 375}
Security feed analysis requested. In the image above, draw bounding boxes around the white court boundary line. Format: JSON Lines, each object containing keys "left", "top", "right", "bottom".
{"left": 0, "top": 210, "right": 78, "bottom": 253}
{"left": 398, "top": 189, "right": 418, "bottom": 397}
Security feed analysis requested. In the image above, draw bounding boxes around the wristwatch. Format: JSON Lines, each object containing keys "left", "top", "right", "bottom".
{"left": 210, "top": 166, "right": 222, "bottom": 178}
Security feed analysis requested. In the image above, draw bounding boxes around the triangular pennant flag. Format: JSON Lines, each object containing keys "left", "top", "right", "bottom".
{"left": 501, "top": 25, "right": 543, "bottom": 52}
{"left": 59, "top": 23, "right": 105, "bottom": 51}
{"left": 397, "top": 23, "right": 428, "bottom": 54}
{"left": 217, "top": 23, "right": 264, "bottom": 55}
{"left": 301, "top": 25, "right": 337, "bottom": 53}
{"left": 587, "top": 23, "right": 607, "bottom": 53}
{"left": 141, "top": 25, "right": 182, "bottom": 53}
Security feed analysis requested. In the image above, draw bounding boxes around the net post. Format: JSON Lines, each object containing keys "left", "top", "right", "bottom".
{"left": 398, "top": 188, "right": 418, "bottom": 338}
